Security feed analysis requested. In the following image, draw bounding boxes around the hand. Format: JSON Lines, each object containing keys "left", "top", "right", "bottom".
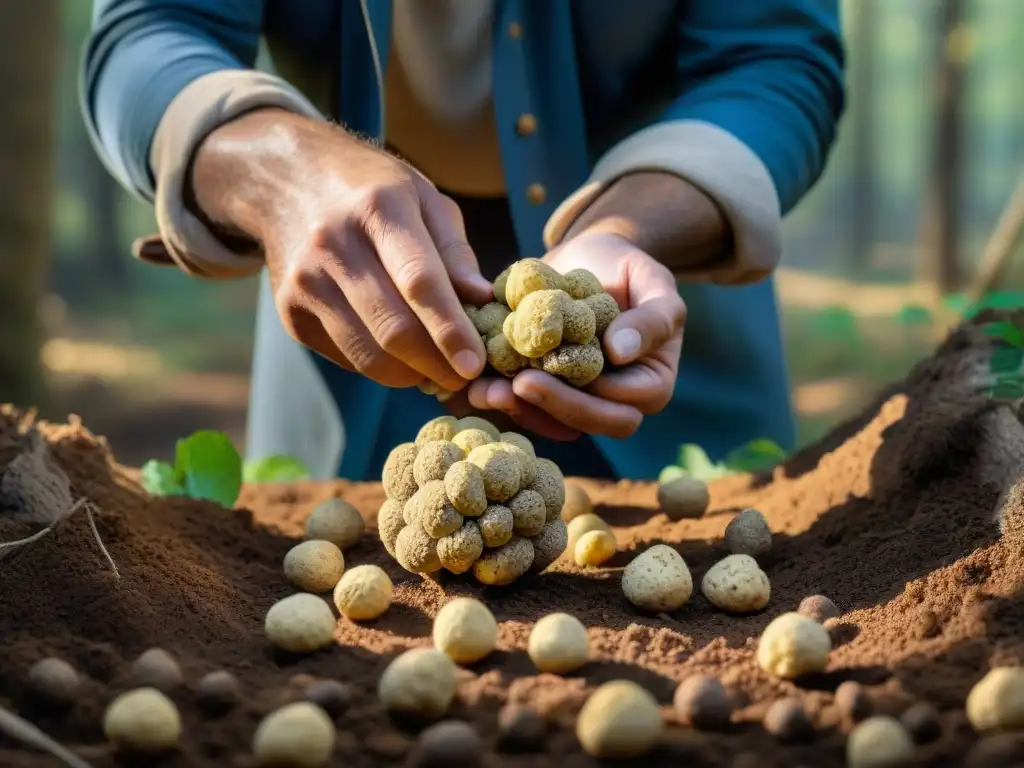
{"left": 190, "top": 109, "right": 491, "bottom": 392}
{"left": 467, "top": 231, "right": 686, "bottom": 439}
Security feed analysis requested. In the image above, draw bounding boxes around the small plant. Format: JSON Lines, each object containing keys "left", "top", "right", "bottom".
{"left": 658, "top": 439, "right": 787, "bottom": 484}
{"left": 141, "top": 431, "right": 310, "bottom": 508}
{"left": 983, "top": 315, "right": 1024, "bottom": 400}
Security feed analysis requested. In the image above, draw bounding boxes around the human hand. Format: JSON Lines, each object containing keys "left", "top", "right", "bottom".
{"left": 466, "top": 231, "right": 686, "bottom": 439}
{"left": 190, "top": 109, "right": 491, "bottom": 392}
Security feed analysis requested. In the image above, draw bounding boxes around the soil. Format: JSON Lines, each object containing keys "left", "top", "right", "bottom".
{"left": 3, "top": 315, "right": 1024, "bottom": 767}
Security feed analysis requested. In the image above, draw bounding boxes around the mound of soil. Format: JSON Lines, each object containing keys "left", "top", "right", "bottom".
{"left": 3, "top": 316, "right": 1024, "bottom": 767}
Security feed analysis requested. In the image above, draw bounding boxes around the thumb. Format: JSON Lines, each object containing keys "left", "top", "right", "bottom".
{"left": 603, "top": 259, "right": 686, "bottom": 366}
{"left": 421, "top": 191, "right": 493, "bottom": 305}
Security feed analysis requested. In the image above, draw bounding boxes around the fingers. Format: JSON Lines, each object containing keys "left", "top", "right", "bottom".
{"left": 512, "top": 370, "right": 644, "bottom": 439}
{"left": 585, "top": 357, "right": 676, "bottom": 414}
{"left": 466, "top": 379, "right": 582, "bottom": 441}
{"left": 366, "top": 190, "right": 487, "bottom": 381}
{"left": 421, "top": 193, "right": 493, "bottom": 304}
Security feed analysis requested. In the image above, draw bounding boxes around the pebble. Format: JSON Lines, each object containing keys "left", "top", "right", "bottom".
{"left": 656, "top": 476, "right": 709, "bottom": 520}
{"left": 673, "top": 675, "right": 732, "bottom": 730}
{"left": 252, "top": 701, "right": 335, "bottom": 767}
{"left": 724, "top": 508, "right": 772, "bottom": 558}
{"left": 304, "top": 497, "right": 366, "bottom": 550}
{"left": 103, "top": 687, "right": 182, "bottom": 754}
{"left": 129, "top": 648, "right": 183, "bottom": 692}
{"left": 305, "top": 679, "right": 352, "bottom": 719}
{"left": 965, "top": 733, "right": 1024, "bottom": 768}
{"left": 561, "top": 483, "right": 593, "bottom": 522}
{"left": 835, "top": 681, "right": 873, "bottom": 722}
{"left": 763, "top": 698, "right": 814, "bottom": 743}
{"left": 900, "top": 702, "right": 941, "bottom": 744}
{"left": 756, "top": 612, "right": 831, "bottom": 679}
{"left": 496, "top": 704, "right": 546, "bottom": 752}
{"left": 26, "top": 657, "right": 80, "bottom": 711}
{"left": 413, "top": 720, "right": 483, "bottom": 767}
{"left": 797, "top": 594, "right": 840, "bottom": 624}
{"left": 576, "top": 680, "right": 663, "bottom": 759}
{"left": 197, "top": 670, "right": 240, "bottom": 716}
{"left": 846, "top": 715, "right": 915, "bottom": 768}
{"left": 264, "top": 593, "right": 337, "bottom": 653}
{"left": 966, "top": 666, "right": 1024, "bottom": 732}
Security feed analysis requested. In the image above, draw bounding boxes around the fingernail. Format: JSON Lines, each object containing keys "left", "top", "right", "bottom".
{"left": 453, "top": 350, "right": 482, "bottom": 379}
{"left": 610, "top": 328, "right": 641, "bottom": 361}
{"left": 518, "top": 389, "right": 542, "bottom": 404}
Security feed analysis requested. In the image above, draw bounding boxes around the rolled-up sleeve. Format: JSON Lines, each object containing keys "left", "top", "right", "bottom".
{"left": 79, "top": 0, "right": 323, "bottom": 277}
{"left": 545, "top": 0, "right": 846, "bottom": 285}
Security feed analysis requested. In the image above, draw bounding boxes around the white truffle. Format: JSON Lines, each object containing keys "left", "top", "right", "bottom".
{"left": 103, "top": 687, "right": 181, "bottom": 753}
{"left": 846, "top": 715, "right": 915, "bottom": 768}
{"left": 657, "top": 477, "right": 709, "bottom": 520}
{"left": 574, "top": 529, "right": 616, "bottom": 567}
{"left": 576, "top": 680, "right": 663, "bottom": 759}
{"left": 561, "top": 483, "right": 593, "bottom": 522}
{"left": 378, "top": 648, "right": 458, "bottom": 721}
{"left": 566, "top": 513, "right": 611, "bottom": 554}
{"left": 621, "top": 544, "right": 693, "bottom": 612}
{"left": 455, "top": 416, "right": 501, "bottom": 441}
{"left": 508, "top": 488, "right": 547, "bottom": 537}
{"left": 432, "top": 597, "right": 498, "bottom": 664}
{"left": 332, "top": 564, "right": 392, "bottom": 620}
{"left": 756, "top": 612, "right": 831, "bottom": 679}
{"left": 443, "top": 461, "right": 487, "bottom": 517}
{"left": 304, "top": 498, "right": 365, "bottom": 551}
{"left": 966, "top": 667, "right": 1024, "bottom": 732}
{"left": 376, "top": 499, "right": 405, "bottom": 557}
{"left": 701, "top": 554, "right": 771, "bottom": 613}
{"left": 528, "top": 613, "right": 589, "bottom": 674}
{"left": 283, "top": 540, "right": 346, "bottom": 593}
{"left": 724, "top": 508, "right": 773, "bottom": 558}
{"left": 253, "top": 701, "right": 335, "bottom": 767}
{"left": 265, "top": 594, "right": 337, "bottom": 653}
{"left": 472, "top": 535, "right": 535, "bottom": 585}
{"left": 531, "top": 518, "right": 569, "bottom": 573}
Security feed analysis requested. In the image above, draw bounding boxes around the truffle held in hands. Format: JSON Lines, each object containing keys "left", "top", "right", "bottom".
{"left": 379, "top": 416, "right": 568, "bottom": 584}
{"left": 465, "top": 258, "right": 620, "bottom": 388}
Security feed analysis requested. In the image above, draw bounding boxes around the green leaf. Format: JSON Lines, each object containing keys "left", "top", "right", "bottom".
{"left": 816, "top": 306, "right": 859, "bottom": 341}
{"left": 895, "top": 304, "right": 933, "bottom": 327}
{"left": 991, "top": 346, "right": 1024, "bottom": 376}
{"left": 243, "top": 455, "right": 311, "bottom": 484}
{"left": 140, "top": 460, "right": 185, "bottom": 497}
{"left": 678, "top": 444, "right": 730, "bottom": 482}
{"left": 174, "top": 430, "right": 243, "bottom": 508}
{"left": 658, "top": 465, "right": 689, "bottom": 484}
{"left": 724, "top": 438, "right": 788, "bottom": 473}
{"left": 985, "top": 321, "right": 1024, "bottom": 349}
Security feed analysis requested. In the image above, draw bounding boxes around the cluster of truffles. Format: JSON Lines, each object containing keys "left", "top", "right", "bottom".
{"left": 465, "top": 258, "right": 621, "bottom": 387}
{"left": 379, "top": 415, "right": 568, "bottom": 585}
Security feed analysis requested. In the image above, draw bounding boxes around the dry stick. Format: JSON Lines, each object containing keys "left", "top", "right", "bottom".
{"left": 960, "top": 173, "right": 1024, "bottom": 317}
{"left": 0, "top": 705, "right": 95, "bottom": 768}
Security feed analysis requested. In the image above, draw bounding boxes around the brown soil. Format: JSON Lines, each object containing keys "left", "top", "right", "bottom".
{"left": 3, "top": 315, "right": 1024, "bottom": 767}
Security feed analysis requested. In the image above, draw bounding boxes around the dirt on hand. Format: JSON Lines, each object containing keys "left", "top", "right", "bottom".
{"left": 2, "top": 315, "right": 1024, "bottom": 766}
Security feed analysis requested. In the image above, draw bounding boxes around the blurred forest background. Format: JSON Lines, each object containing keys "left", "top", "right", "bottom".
{"left": 1, "top": 0, "right": 1022, "bottom": 468}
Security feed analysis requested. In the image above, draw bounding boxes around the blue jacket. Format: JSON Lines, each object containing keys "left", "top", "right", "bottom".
{"left": 82, "top": 0, "right": 845, "bottom": 480}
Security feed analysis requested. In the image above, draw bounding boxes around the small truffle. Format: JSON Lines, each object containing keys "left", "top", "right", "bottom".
{"left": 486, "top": 332, "right": 529, "bottom": 376}
{"left": 497, "top": 704, "right": 546, "bottom": 753}
{"left": 846, "top": 716, "right": 915, "bottom": 768}
{"left": 504, "top": 258, "right": 566, "bottom": 310}
{"left": 562, "top": 268, "right": 603, "bottom": 300}
{"left": 394, "top": 524, "right": 443, "bottom": 574}
{"left": 252, "top": 701, "right": 335, "bottom": 767}
{"left": 443, "top": 461, "right": 488, "bottom": 517}
{"left": 197, "top": 670, "right": 240, "bottom": 716}
{"left": 472, "top": 535, "right": 534, "bottom": 585}
{"left": 574, "top": 529, "right": 616, "bottom": 567}
{"left": 527, "top": 613, "right": 589, "bottom": 674}
{"left": 26, "top": 658, "right": 80, "bottom": 711}
{"left": 416, "top": 416, "right": 459, "bottom": 445}
{"left": 966, "top": 666, "right": 1024, "bottom": 732}
{"left": 413, "top": 441, "right": 465, "bottom": 486}
{"left": 529, "top": 458, "right": 566, "bottom": 521}
{"left": 433, "top": 597, "right": 498, "bottom": 664}
{"left": 500, "top": 431, "right": 535, "bottom": 458}
{"left": 304, "top": 497, "right": 366, "bottom": 550}
{"left": 471, "top": 302, "right": 510, "bottom": 338}
{"left": 657, "top": 477, "right": 709, "bottom": 520}
{"left": 539, "top": 342, "right": 604, "bottom": 387}
{"left": 455, "top": 416, "right": 501, "bottom": 441}
{"left": 378, "top": 648, "right": 458, "bottom": 721}
{"left": 756, "top": 612, "right": 831, "bottom": 679}
{"left": 576, "top": 680, "right": 663, "bottom": 759}
{"left": 496, "top": 441, "right": 537, "bottom": 485}
{"left": 103, "top": 687, "right": 182, "bottom": 753}
{"left": 835, "top": 681, "right": 873, "bottom": 723}
{"left": 406, "top": 480, "right": 463, "bottom": 539}
{"left": 377, "top": 499, "right": 406, "bottom": 557}
{"left": 566, "top": 513, "right": 612, "bottom": 554}
{"left": 763, "top": 698, "right": 814, "bottom": 743}
{"left": 673, "top": 675, "right": 732, "bottom": 731}
{"left": 283, "top": 540, "right": 346, "bottom": 593}
{"left": 493, "top": 266, "right": 511, "bottom": 304}
{"left": 130, "top": 648, "right": 183, "bottom": 693}
{"left": 415, "top": 720, "right": 483, "bottom": 768}
{"left": 436, "top": 521, "right": 485, "bottom": 574}
{"left": 724, "top": 508, "right": 772, "bottom": 558}
{"left": 561, "top": 483, "right": 593, "bottom": 522}
{"left": 701, "top": 554, "right": 771, "bottom": 613}
{"left": 511, "top": 289, "right": 568, "bottom": 357}
{"left": 384, "top": 442, "right": 420, "bottom": 503}
{"left": 468, "top": 444, "right": 522, "bottom": 502}
{"left": 452, "top": 428, "right": 494, "bottom": 454}
{"left": 477, "top": 504, "right": 515, "bottom": 548}
{"left": 264, "top": 593, "right": 337, "bottom": 653}
{"left": 508, "top": 489, "right": 547, "bottom": 537}
{"left": 531, "top": 518, "right": 569, "bottom": 572}
{"left": 304, "top": 679, "right": 352, "bottom": 719}
{"left": 900, "top": 702, "right": 941, "bottom": 744}
{"left": 561, "top": 300, "right": 597, "bottom": 345}
{"left": 333, "top": 564, "right": 393, "bottom": 620}
{"left": 621, "top": 544, "right": 693, "bottom": 612}
{"left": 798, "top": 594, "right": 841, "bottom": 624}
{"left": 583, "top": 292, "right": 620, "bottom": 335}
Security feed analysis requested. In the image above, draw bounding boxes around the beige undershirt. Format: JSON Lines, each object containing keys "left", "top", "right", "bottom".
{"left": 385, "top": 0, "right": 506, "bottom": 196}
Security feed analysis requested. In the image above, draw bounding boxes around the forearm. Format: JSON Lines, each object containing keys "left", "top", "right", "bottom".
{"left": 561, "top": 172, "right": 732, "bottom": 273}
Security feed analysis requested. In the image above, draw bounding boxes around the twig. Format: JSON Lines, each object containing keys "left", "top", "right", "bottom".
{"left": 0, "top": 705, "right": 95, "bottom": 768}
{"left": 0, "top": 498, "right": 120, "bottom": 578}
{"left": 83, "top": 502, "right": 120, "bottom": 578}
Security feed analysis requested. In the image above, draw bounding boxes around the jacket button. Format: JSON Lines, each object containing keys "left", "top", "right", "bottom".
{"left": 526, "top": 183, "right": 546, "bottom": 205}
{"left": 508, "top": 22, "right": 522, "bottom": 38}
{"left": 516, "top": 114, "right": 537, "bottom": 136}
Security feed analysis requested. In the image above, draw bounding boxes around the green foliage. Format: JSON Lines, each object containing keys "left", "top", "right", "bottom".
{"left": 242, "top": 455, "right": 311, "bottom": 484}
{"left": 982, "top": 314, "right": 1024, "bottom": 402}
{"left": 660, "top": 438, "right": 788, "bottom": 484}
{"left": 895, "top": 304, "right": 933, "bottom": 327}
{"left": 816, "top": 306, "right": 860, "bottom": 342}
{"left": 141, "top": 431, "right": 311, "bottom": 507}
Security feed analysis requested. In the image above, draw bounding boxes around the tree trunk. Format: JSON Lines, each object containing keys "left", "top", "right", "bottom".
{"left": 849, "top": 0, "right": 876, "bottom": 274}
{"left": 0, "top": 0, "right": 59, "bottom": 411}
{"left": 918, "top": 0, "right": 967, "bottom": 292}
